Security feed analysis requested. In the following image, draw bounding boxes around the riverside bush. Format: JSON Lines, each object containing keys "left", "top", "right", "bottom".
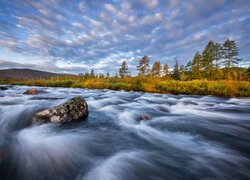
{"left": 2, "top": 77, "right": 250, "bottom": 97}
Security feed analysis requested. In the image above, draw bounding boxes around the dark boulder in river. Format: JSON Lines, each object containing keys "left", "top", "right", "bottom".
{"left": 0, "top": 86, "right": 8, "bottom": 90}
{"left": 23, "top": 89, "right": 47, "bottom": 95}
{"left": 35, "top": 96, "right": 88, "bottom": 123}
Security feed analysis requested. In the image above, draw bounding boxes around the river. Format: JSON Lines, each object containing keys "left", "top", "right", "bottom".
{"left": 0, "top": 85, "right": 249, "bottom": 180}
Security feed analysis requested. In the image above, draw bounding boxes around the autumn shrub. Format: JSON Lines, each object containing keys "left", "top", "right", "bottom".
{"left": 111, "top": 82, "right": 130, "bottom": 90}
{"left": 1, "top": 77, "right": 250, "bottom": 97}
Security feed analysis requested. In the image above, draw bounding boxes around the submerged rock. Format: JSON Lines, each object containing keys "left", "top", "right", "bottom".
{"left": 30, "top": 97, "right": 64, "bottom": 101}
{"left": 35, "top": 96, "right": 88, "bottom": 123}
{"left": 23, "top": 89, "right": 47, "bottom": 95}
{"left": 137, "top": 115, "right": 151, "bottom": 121}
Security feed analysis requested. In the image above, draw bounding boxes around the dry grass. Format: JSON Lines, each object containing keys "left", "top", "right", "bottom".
{"left": 1, "top": 76, "right": 250, "bottom": 97}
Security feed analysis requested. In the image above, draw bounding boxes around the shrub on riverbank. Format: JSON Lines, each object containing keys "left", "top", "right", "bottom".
{"left": 1, "top": 76, "right": 250, "bottom": 97}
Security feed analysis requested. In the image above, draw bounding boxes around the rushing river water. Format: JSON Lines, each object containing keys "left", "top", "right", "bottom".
{"left": 0, "top": 85, "right": 249, "bottom": 180}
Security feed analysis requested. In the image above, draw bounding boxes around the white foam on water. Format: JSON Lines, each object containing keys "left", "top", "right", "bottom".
{"left": 83, "top": 150, "right": 151, "bottom": 180}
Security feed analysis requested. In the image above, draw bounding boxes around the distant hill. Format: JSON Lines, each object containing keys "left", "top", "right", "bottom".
{"left": 0, "top": 68, "right": 73, "bottom": 80}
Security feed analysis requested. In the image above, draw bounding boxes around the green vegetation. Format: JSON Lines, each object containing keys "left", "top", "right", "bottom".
{"left": 1, "top": 39, "right": 250, "bottom": 97}
{"left": 1, "top": 76, "right": 250, "bottom": 97}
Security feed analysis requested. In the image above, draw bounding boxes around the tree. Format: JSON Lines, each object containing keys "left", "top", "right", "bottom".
{"left": 163, "top": 64, "right": 169, "bottom": 78}
{"left": 150, "top": 61, "right": 162, "bottom": 77}
{"left": 241, "top": 66, "right": 250, "bottom": 81}
{"left": 191, "top": 51, "right": 202, "bottom": 79}
{"left": 179, "top": 65, "right": 186, "bottom": 81}
{"left": 185, "top": 61, "right": 192, "bottom": 72}
{"left": 90, "top": 69, "right": 95, "bottom": 78}
{"left": 214, "top": 43, "right": 222, "bottom": 69}
{"left": 99, "top": 73, "right": 105, "bottom": 78}
{"left": 247, "top": 66, "right": 250, "bottom": 79}
{"left": 106, "top": 72, "right": 110, "bottom": 78}
{"left": 137, "top": 55, "right": 150, "bottom": 76}
{"left": 201, "top": 41, "right": 215, "bottom": 79}
{"left": 222, "top": 39, "right": 241, "bottom": 68}
{"left": 172, "top": 59, "right": 180, "bottom": 80}
{"left": 119, "top": 61, "right": 129, "bottom": 78}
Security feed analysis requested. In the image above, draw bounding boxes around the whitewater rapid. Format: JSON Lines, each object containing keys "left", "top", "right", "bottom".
{"left": 0, "top": 85, "right": 249, "bottom": 180}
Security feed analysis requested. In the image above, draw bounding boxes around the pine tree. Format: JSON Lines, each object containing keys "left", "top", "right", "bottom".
{"left": 137, "top": 55, "right": 150, "bottom": 76}
{"left": 172, "top": 59, "right": 180, "bottom": 80}
{"left": 106, "top": 72, "right": 110, "bottom": 78}
{"left": 191, "top": 51, "right": 202, "bottom": 79}
{"left": 222, "top": 39, "right": 241, "bottom": 68}
{"left": 119, "top": 61, "right": 129, "bottom": 78}
{"left": 150, "top": 61, "right": 162, "bottom": 77}
{"left": 214, "top": 43, "right": 222, "bottom": 69}
{"left": 163, "top": 64, "right": 169, "bottom": 78}
{"left": 201, "top": 41, "right": 215, "bottom": 79}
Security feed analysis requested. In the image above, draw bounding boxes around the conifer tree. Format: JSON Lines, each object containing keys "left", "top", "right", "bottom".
{"left": 222, "top": 39, "right": 241, "bottom": 68}
{"left": 150, "top": 61, "right": 162, "bottom": 77}
{"left": 106, "top": 72, "right": 110, "bottom": 78}
{"left": 214, "top": 43, "right": 222, "bottom": 69}
{"left": 191, "top": 51, "right": 202, "bottom": 79}
{"left": 172, "top": 59, "right": 180, "bottom": 80}
{"left": 184, "top": 61, "right": 192, "bottom": 80}
{"left": 90, "top": 69, "right": 95, "bottom": 78}
{"left": 99, "top": 73, "right": 105, "bottom": 78}
{"left": 137, "top": 55, "right": 150, "bottom": 76}
{"left": 201, "top": 41, "right": 215, "bottom": 79}
{"left": 119, "top": 61, "right": 129, "bottom": 77}
{"left": 185, "top": 61, "right": 192, "bottom": 71}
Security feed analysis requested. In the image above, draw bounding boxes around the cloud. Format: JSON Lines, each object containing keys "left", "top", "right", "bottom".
{"left": 0, "top": 0, "right": 249, "bottom": 74}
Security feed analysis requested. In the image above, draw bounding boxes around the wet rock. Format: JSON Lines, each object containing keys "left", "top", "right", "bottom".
{"left": 23, "top": 89, "right": 47, "bottom": 95}
{"left": 35, "top": 96, "right": 88, "bottom": 123}
{"left": 30, "top": 97, "right": 64, "bottom": 101}
{"left": 0, "top": 87, "right": 8, "bottom": 90}
{"left": 158, "top": 106, "right": 170, "bottom": 112}
{"left": 137, "top": 115, "right": 150, "bottom": 121}
{"left": 182, "top": 101, "right": 198, "bottom": 105}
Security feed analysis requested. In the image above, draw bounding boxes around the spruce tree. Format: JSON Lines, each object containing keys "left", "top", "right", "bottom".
{"left": 90, "top": 69, "right": 95, "bottom": 78}
{"left": 172, "top": 60, "right": 180, "bottom": 80}
{"left": 119, "top": 61, "right": 129, "bottom": 78}
{"left": 106, "top": 72, "right": 110, "bottom": 78}
{"left": 137, "top": 55, "right": 150, "bottom": 76}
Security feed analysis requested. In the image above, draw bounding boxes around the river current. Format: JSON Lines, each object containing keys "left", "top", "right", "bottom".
{"left": 0, "top": 85, "right": 249, "bottom": 180}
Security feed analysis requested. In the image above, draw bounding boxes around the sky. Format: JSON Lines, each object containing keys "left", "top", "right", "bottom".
{"left": 0, "top": 0, "right": 249, "bottom": 75}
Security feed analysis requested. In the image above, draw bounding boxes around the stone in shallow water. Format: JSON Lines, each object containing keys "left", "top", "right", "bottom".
{"left": 23, "top": 89, "right": 47, "bottom": 95}
{"left": 0, "top": 86, "right": 8, "bottom": 90}
{"left": 35, "top": 96, "right": 88, "bottom": 123}
{"left": 30, "top": 97, "right": 64, "bottom": 101}
{"left": 137, "top": 115, "right": 151, "bottom": 121}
